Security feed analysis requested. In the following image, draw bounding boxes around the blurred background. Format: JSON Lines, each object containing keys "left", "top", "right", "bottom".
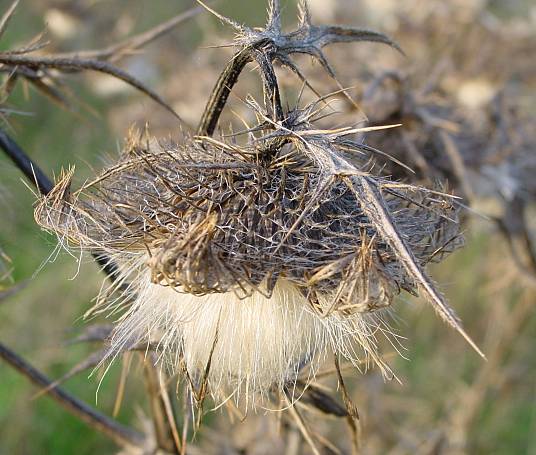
{"left": 1, "top": 0, "right": 535, "bottom": 453}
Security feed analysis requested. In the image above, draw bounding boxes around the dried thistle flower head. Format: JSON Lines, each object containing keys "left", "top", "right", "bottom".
{"left": 34, "top": 125, "right": 465, "bottom": 403}
{"left": 35, "top": 1, "right": 480, "bottom": 409}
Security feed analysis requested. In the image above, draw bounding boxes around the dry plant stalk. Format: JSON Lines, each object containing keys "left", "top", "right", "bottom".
{"left": 0, "top": 0, "right": 203, "bottom": 124}
{"left": 34, "top": 0, "right": 479, "bottom": 418}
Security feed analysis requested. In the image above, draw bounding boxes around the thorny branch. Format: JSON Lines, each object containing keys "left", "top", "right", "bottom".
{"left": 0, "top": 53, "right": 182, "bottom": 120}
{"left": 197, "top": 0, "right": 401, "bottom": 136}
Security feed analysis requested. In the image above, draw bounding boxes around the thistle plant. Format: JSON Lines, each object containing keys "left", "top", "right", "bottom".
{"left": 7, "top": 1, "right": 529, "bottom": 453}
{"left": 32, "top": 0, "right": 483, "bottom": 420}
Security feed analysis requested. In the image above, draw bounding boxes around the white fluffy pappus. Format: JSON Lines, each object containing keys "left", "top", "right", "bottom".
{"left": 104, "top": 255, "right": 397, "bottom": 407}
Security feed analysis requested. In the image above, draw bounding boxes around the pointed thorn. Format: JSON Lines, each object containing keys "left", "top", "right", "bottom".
{"left": 455, "top": 324, "right": 487, "bottom": 360}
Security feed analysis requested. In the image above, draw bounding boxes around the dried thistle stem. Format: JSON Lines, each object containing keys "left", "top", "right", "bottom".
{"left": 0, "top": 342, "right": 145, "bottom": 449}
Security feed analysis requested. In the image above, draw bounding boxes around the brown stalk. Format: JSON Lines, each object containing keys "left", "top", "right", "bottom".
{"left": 284, "top": 393, "right": 321, "bottom": 455}
{"left": 143, "top": 353, "right": 180, "bottom": 454}
{"left": 334, "top": 354, "right": 362, "bottom": 455}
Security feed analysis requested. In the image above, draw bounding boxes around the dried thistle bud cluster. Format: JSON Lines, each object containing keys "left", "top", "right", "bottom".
{"left": 35, "top": 1, "right": 476, "bottom": 407}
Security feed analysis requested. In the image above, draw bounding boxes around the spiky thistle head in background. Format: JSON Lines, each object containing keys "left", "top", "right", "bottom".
{"left": 35, "top": 1, "right": 481, "bottom": 410}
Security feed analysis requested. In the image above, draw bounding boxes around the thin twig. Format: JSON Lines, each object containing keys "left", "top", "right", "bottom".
{"left": 143, "top": 354, "right": 179, "bottom": 453}
{"left": 0, "top": 54, "right": 182, "bottom": 122}
{"left": 0, "top": 128, "right": 121, "bottom": 281}
{"left": 284, "top": 393, "right": 321, "bottom": 455}
{"left": 0, "top": 127, "right": 53, "bottom": 194}
{"left": 55, "top": 5, "right": 203, "bottom": 62}
{"left": 0, "top": 342, "right": 145, "bottom": 448}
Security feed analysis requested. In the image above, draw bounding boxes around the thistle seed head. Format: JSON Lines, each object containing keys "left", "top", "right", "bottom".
{"left": 34, "top": 1, "right": 474, "bottom": 408}
{"left": 35, "top": 118, "right": 462, "bottom": 404}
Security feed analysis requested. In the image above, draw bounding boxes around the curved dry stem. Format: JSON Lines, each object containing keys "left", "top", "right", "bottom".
{"left": 54, "top": 5, "right": 203, "bottom": 62}
{"left": 0, "top": 342, "right": 145, "bottom": 449}
{"left": 0, "top": 54, "right": 182, "bottom": 122}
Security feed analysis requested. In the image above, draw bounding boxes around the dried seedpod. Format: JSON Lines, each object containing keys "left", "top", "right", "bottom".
{"left": 355, "top": 70, "right": 536, "bottom": 283}
{"left": 35, "top": 0, "right": 480, "bottom": 414}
